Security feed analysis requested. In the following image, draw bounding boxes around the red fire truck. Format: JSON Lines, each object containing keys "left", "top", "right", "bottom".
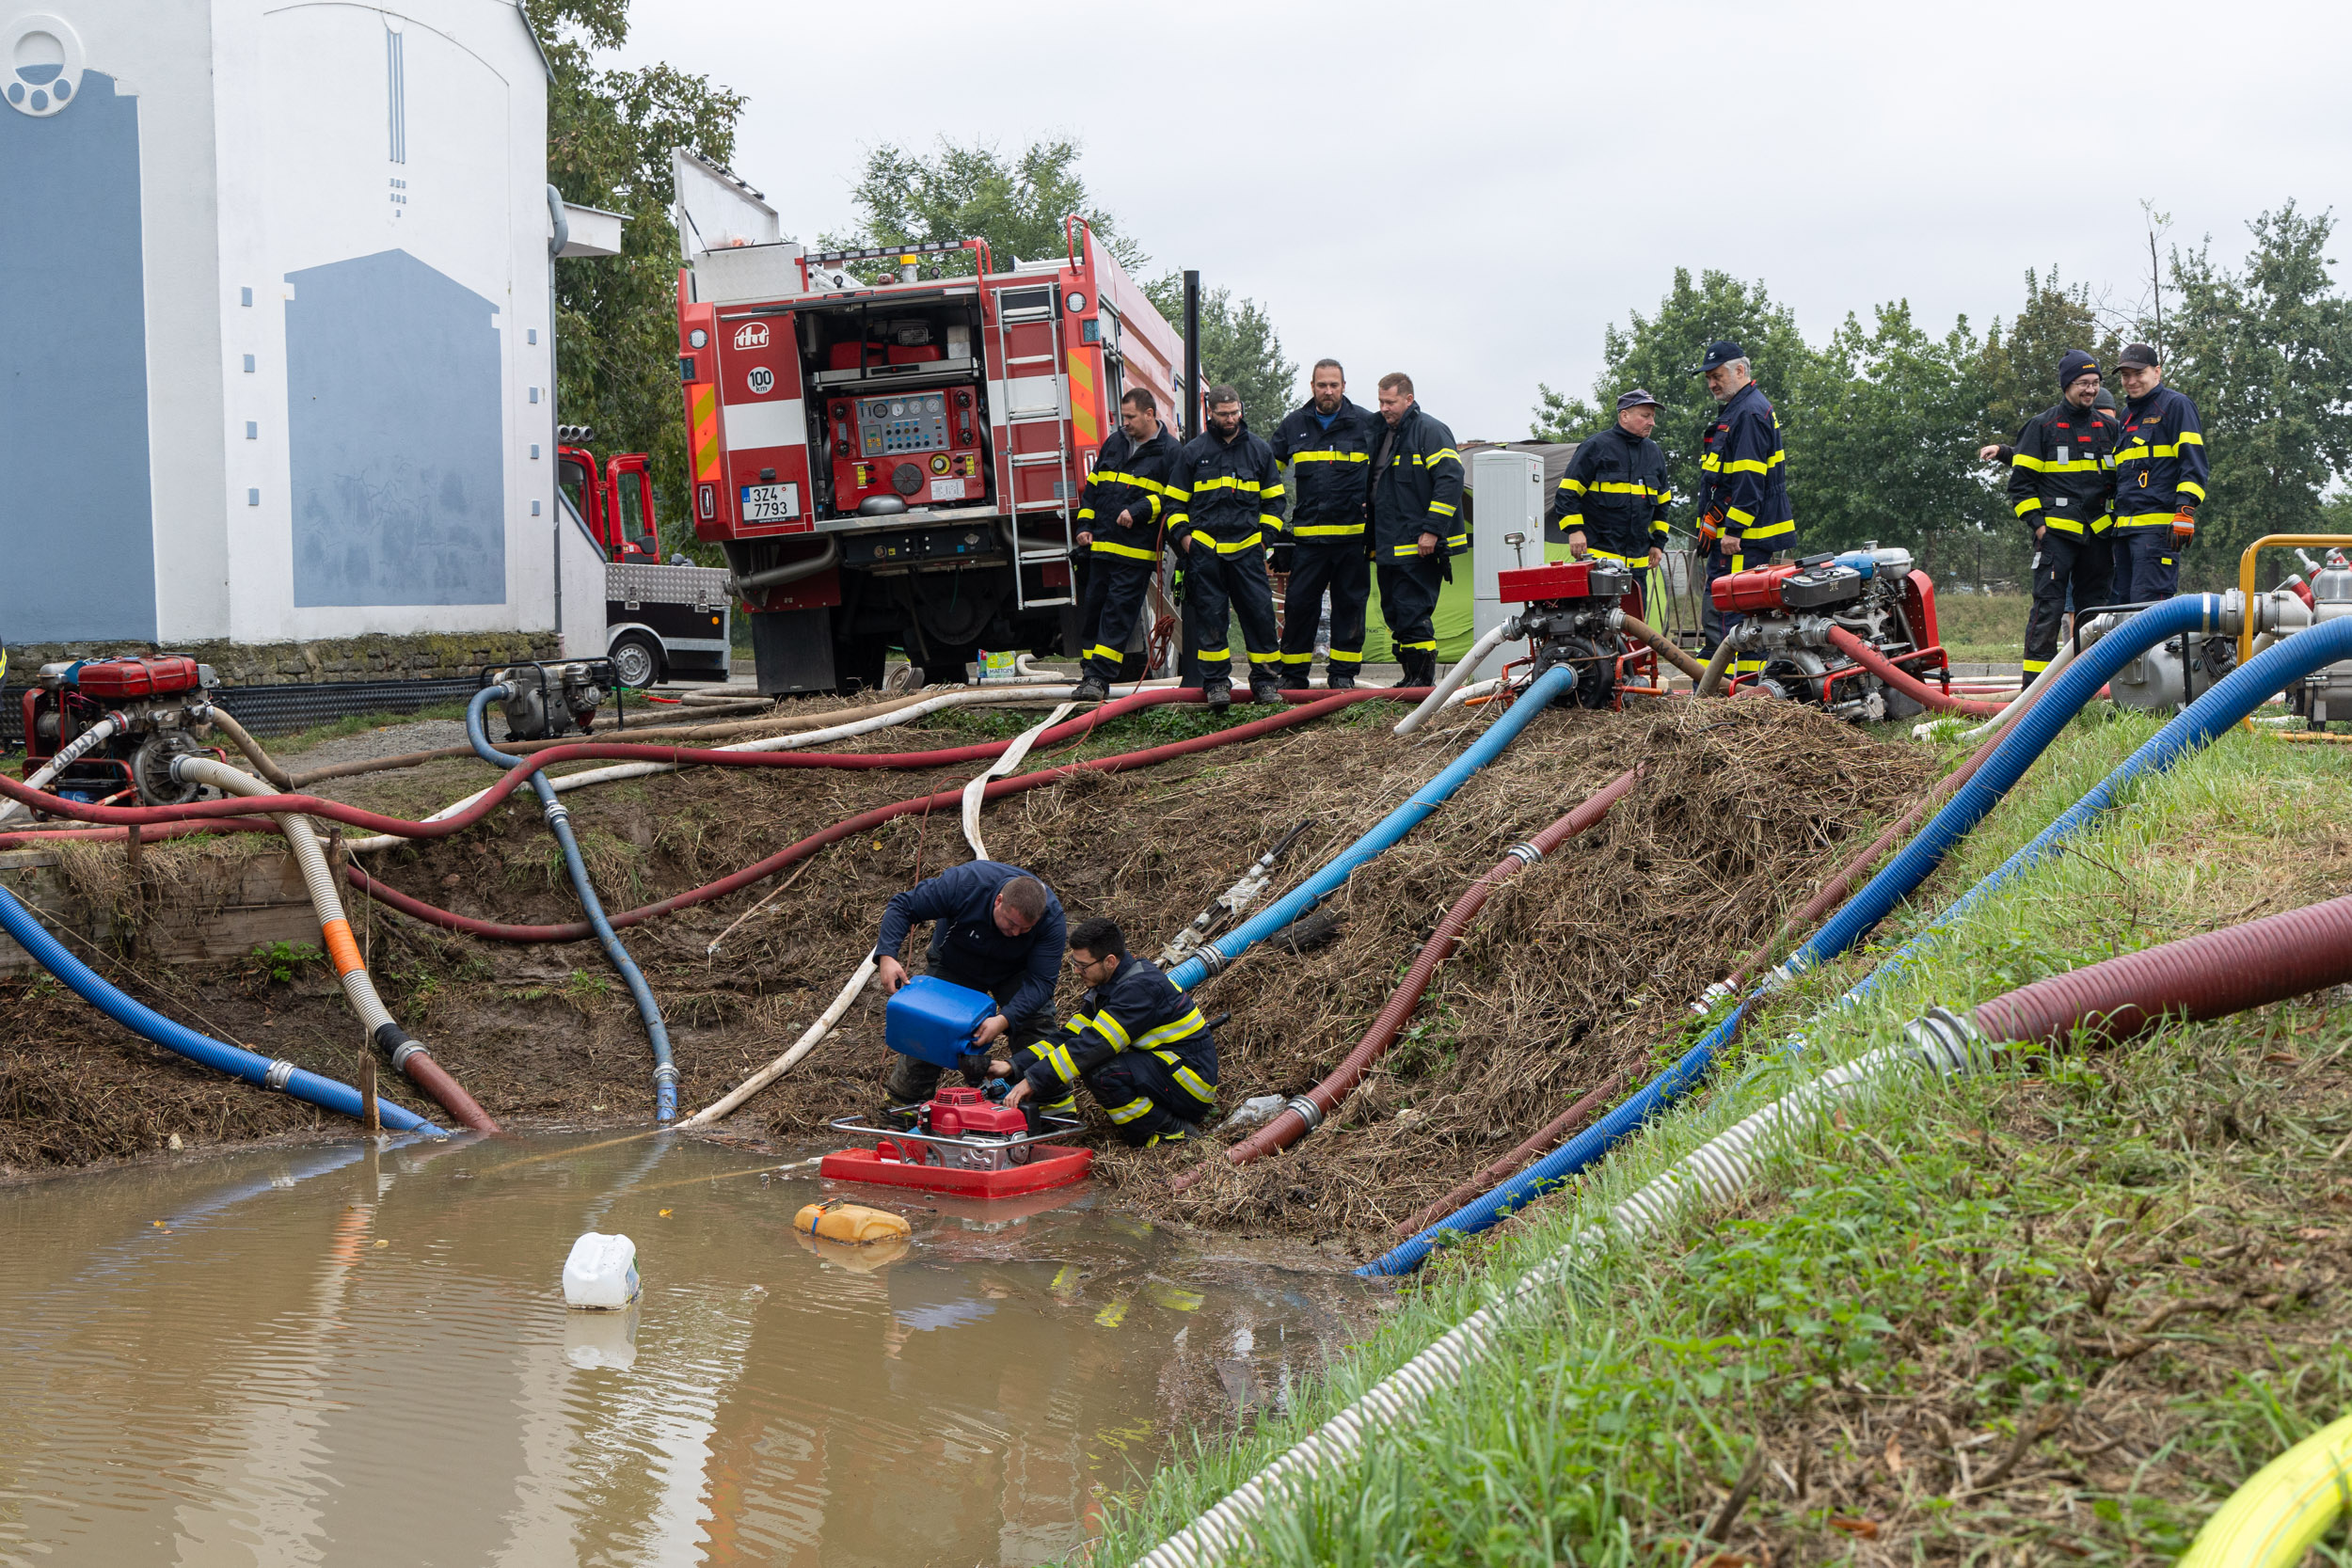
{"left": 556, "top": 428, "right": 734, "bottom": 689}
{"left": 673, "top": 156, "right": 1189, "bottom": 695}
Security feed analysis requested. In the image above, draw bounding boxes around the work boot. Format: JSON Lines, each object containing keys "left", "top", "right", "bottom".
{"left": 1147, "top": 1120, "right": 1202, "bottom": 1148}
{"left": 1279, "top": 667, "right": 1311, "bottom": 691}
{"left": 1203, "top": 678, "right": 1232, "bottom": 713}
{"left": 1326, "top": 667, "right": 1358, "bottom": 690}
{"left": 1072, "top": 673, "right": 1110, "bottom": 703}
{"left": 1249, "top": 672, "right": 1283, "bottom": 705}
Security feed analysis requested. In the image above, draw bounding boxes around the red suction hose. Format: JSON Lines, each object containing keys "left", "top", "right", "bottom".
{"left": 1174, "top": 768, "right": 1642, "bottom": 1192}
{"left": 1824, "top": 627, "right": 2008, "bottom": 717}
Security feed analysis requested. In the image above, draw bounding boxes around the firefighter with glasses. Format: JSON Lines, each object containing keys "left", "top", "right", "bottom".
{"left": 1551, "top": 388, "right": 1671, "bottom": 608}
{"left": 1269, "top": 358, "right": 1375, "bottom": 689}
{"left": 1073, "top": 388, "right": 1181, "bottom": 702}
{"left": 1367, "top": 372, "right": 1466, "bottom": 689}
{"left": 2008, "top": 350, "right": 2119, "bottom": 678}
{"left": 2108, "top": 341, "right": 2208, "bottom": 603}
{"left": 992, "top": 916, "right": 1217, "bottom": 1147}
{"left": 1692, "top": 340, "right": 1798, "bottom": 674}
{"left": 1166, "top": 384, "right": 1286, "bottom": 710}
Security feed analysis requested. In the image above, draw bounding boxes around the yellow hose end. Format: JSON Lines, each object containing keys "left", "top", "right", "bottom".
{"left": 794, "top": 1201, "right": 911, "bottom": 1246}
{"left": 2179, "top": 1411, "right": 2352, "bottom": 1568}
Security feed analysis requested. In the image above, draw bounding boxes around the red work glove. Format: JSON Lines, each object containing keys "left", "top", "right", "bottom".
{"left": 1695, "top": 511, "right": 1724, "bottom": 547}
{"left": 2171, "top": 507, "right": 2197, "bottom": 542}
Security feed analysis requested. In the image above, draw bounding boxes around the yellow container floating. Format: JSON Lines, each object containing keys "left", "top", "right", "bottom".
{"left": 794, "top": 1201, "right": 912, "bottom": 1246}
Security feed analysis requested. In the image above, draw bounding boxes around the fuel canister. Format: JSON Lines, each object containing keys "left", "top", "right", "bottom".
{"left": 70, "top": 656, "right": 203, "bottom": 700}
{"left": 882, "top": 975, "right": 997, "bottom": 1068}
{"left": 1708, "top": 563, "right": 1801, "bottom": 614}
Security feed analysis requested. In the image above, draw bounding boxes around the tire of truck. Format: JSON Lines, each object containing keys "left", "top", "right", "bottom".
{"left": 610, "top": 630, "right": 663, "bottom": 689}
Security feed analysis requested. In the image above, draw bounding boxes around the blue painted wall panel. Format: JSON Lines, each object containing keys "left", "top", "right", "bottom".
{"left": 0, "top": 72, "right": 157, "bottom": 642}
{"left": 286, "top": 250, "right": 504, "bottom": 607}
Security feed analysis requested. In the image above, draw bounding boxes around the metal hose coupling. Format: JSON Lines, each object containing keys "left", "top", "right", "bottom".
{"left": 1195, "top": 945, "right": 1231, "bottom": 976}
{"left": 264, "top": 1059, "right": 297, "bottom": 1090}
{"left": 373, "top": 1022, "right": 428, "bottom": 1070}
{"left": 1284, "top": 1095, "right": 1325, "bottom": 1132}
{"left": 653, "top": 1062, "right": 680, "bottom": 1087}
{"left": 541, "top": 799, "right": 571, "bottom": 827}
{"left": 1689, "top": 977, "right": 1738, "bottom": 1016}
{"left": 1902, "top": 1005, "right": 1990, "bottom": 1077}
{"left": 1504, "top": 842, "right": 1544, "bottom": 867}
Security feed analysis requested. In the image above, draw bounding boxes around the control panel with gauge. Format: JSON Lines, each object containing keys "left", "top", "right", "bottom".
{"left": 825, "top": 388, "right": 986, "bottom": 515}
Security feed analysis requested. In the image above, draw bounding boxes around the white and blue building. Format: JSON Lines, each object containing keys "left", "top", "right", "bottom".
{"left": 1, "top": 1, "right": 604, "bottom": 651}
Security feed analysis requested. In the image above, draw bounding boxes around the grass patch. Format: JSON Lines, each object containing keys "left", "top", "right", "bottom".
{"left": 1093, "top": 715, "right": 2352, "bottom": 1566}
{"left": 262, "top": 701, "right": 471, "bottom": 758}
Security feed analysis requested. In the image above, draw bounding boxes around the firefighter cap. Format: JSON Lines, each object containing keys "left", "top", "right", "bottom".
{"left": 1616, "top": 388, "right": 1661, "bottom": 412}
{"left": 1692, "top": 339, "right": 1745, "bottom": 375}
{"left": 2114, "top": 341, "right": 2161, "bottom": 370}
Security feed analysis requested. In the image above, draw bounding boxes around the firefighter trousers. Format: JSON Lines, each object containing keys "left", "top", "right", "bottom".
{"left": 1700, "top": 548, "right": 1764, "bottom": 675}
{"left": 1186, "top": 543, "right": 1279, "bottom": 684}
{"left": 1377, "top": 557, "right": 1446, "bottom": 669}
{"left": 882, "top": 954, "right": 1060, "bottom": 1110}
{"left": 1079, "top": 549, "right": 1157, "bottom": 682}
{"left": 2117, "top": 529, "right": 2181, "bottom": 604}
{"left": 1087, "top": 1046, "right": 1218, "bottom": 1147}
{"left": 2024, "top": 530, "right": 2113, "bottom": 675}
{"left": 1279, "top": 544, "right": 1368, "bottom": 686}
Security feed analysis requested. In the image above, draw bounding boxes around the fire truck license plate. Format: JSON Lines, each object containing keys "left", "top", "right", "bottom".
{"left": 739, "top": 483, "right": 799, "bottom": 522}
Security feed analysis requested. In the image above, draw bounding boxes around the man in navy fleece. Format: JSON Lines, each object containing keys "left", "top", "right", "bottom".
{"left": 871, "top": 861, "right": 1065, "bottom": 1119}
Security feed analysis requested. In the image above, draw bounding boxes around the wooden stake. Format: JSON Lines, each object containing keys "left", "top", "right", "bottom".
{"left": 359, "top": 1050, "right": 381, "bottom": 1135}
{"left": 125, "top": 824, "right": 142, "bottom": 960}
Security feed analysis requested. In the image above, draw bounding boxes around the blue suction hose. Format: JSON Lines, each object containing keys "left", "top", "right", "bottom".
{"left": 0, "top": 884, "right": 441, "bottom": 1134}
{"left": 1166, "top": 663, "right": 1580, "bottom": 992}
{"left": 1363, "top": 595, "right": 2324, "bottom": 1275}
{"left": 467, "top": 686, "right": 677, "bottom": 1119}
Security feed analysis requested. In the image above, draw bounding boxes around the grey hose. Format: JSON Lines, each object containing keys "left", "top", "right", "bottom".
{"left": 728, "top": 537, "right": 842, "bottom": 594}
{"left": 1393, "top": 623, "right": 1516, "bottom": 736}
{"left": 1693, "top": 636, "right": 1740, "bottom": 698}
{"left": 198, "top": 705, "right": 295, "bottom": 791}
{"left": 1613, "top": 610, "right": 1710, "bottom": 685}
{"left": 0, "top": 712, "right": 128, "bottom": 822}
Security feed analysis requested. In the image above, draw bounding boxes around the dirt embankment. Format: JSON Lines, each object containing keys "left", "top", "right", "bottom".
{"left": 1, "top": 697, "right": 1931, "bottom": 1254}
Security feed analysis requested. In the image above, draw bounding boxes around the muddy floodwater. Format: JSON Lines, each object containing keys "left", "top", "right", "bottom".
{"left": 0, "top": 1132, "right": 1372, "bottom": 1566}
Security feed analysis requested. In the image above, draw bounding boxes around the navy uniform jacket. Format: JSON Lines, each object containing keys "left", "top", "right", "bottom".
{"left": 1168, "top": 421, "right": 1286, "bottom": 557}
{"left": 1549, "top": 423, "right": 1671, "bottom": 562}
{"left": 1699, "top": 382, "right": 1796, "bottom": 558}
{"left": 1270, "top": 396, "right": 1375, "bottom": 545}
{"left": 1368, "top": 403, "right": 1467, "bottom": 562}
{"left": 874, "top": 861, "right": 1064, "bottom": 1023}
{"left": 2110, "top": 384, "right": 2209, "bottom": 527}
{"left": 1017, "top": 952, "right": 1215, "bottom": 1102}
{"left": 1076, "top": 423, "right": 1182, "bottom": 561}
{"left": 2006, "top": 401, "right": 2118, "bottom": 536}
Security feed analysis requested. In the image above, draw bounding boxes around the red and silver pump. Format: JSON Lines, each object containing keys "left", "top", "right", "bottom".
{"left": 1708, "top": 544, "right": 1955, "bottom": 721}
{"left": 8, "top": 655, "right": 225, "bottom": 811}
{"left": 1493, "top": 559, "right": 1654, "bottom": 708}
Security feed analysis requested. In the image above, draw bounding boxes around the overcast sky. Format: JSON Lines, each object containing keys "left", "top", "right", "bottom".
{"left": 616, "top": 0, "right": 2346, "bottom": 440}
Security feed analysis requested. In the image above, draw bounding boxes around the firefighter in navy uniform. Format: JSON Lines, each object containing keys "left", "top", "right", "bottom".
{"left": 2008, "top": 350, "right": 2119, "bottom": 679}
{"left": 1550, "top": 388, "right": 1672, "bottom": 578}
{"left": 1072, "top": 388, "right": 1182, "bottom": 702}
{"left": 2108, "top": 341, "right": 2208, "bottom": 603}
{"left": 1269, "top": 359, "right": 1376, "bottom": 689}
{"left": 992, "top": 916, "right": 1217, "bottom": 1146}
{"left": 1167, "top": 384, "right": 1287, "bottom": 710}
{"left": 872, "top": 862, "right": 1065, "bottom": 1120}
{"left": 1367, "top": 372, "right": 1467, "bottom": 688}
{"left": 1692, "top": 340, "right": 1798, "bottom": 674}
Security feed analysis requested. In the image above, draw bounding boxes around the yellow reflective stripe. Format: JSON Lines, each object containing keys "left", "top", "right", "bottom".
{"left": 1291, "top": 451, "right": 1370, "bottom": 464}
{"left": 1259, "top": 513, "right": 1285, "bottom": 531}
{"left": 1293, "top": 522, "right": 1365, "bottom": 536}
{"left": 1248, "top": 650, "right": 1280, "bottom": 664}
{"left": 1191, "top": 531, "right": 1264, "bottom": 554}
{"left": 1559, "top": 513, "right": 1584, "bottom": 528}
{"left": 1390, "top": 543, "right": 1422, "bottom": 557}
{"left": 1427, "top": 500, "right": 1456, "bottom": 517}
{"left": 1163, "top": 483, "right": 1191, "bottom": 501}
{"left": 1263, "top": 483, "right": 1285, "bottom": 500}
{"left": 1557, "top": 476, "right": 1589, "bottom": 494}
{"left": 2117, "top": 441, "right": 2201, "bottom": 462}
{"left": 1198, "top": 645, "right": 1231, "bottom": 660}
{"left": 1720, "top": 452, "right": 1785, "bottom": 474}
{"left": 1327, "top": 647, "right": 1363, "bottom": 663}
{"left": 1167, "top": 514, "right": 1188, "bottom": 529}
{"left": 1104, "top": 1094, "right": 1154, "bottom": 1123}
{"left": 2180, "top": 481, "right": 2207, "bottom": 499}
{"left": 1086, "top": 1009, "right": 1130, "bottom": 1050}
{"left": 1724, "top": 506, "right": 1756, "bottom": 527}
{"left": 1090, "top": 539, "right": 1156, "bottom": 561}
{"left": 2010, "top": 453, "right": 2107, "bottom": 474}
{"left": 1279, "top": 652, "right": 1311, "bottom": 665}
{"left": 1076, "top": 507, "right": 1095, "bottom": 520}
{"left": 1588, "top": 481, "right": 1651, "bottom": 495}
{"left": 1430, "top": 447, "right": 1461, "bottom": 464}
{"left": 1189, "top": 476, "right": 1269, "bottom": 494}
{"left": 2175, "top": 430, "right": 2205, "bottom": 446}
{"left": 1135, "top": 1010, "right": 1207, "bottom": 1051}
{"left": 1445, "top": 533, "right": 1467, "bottom": 549}
{"left": 1699, "top": 452, "right": 1721, "bottom": 471}
{"left": 2013, "top": 497, "right": 2042, "bottom": 516}
{"left": 2022, "top": 658, "right": 2050, "bottom": 673}
{"left": 1150, "top": 1053, "right": 1216, "bottom": 1104}
{"left": 1041, "top": 1042, "right": 1079, "bottom": 1084}
{"left": 1400, "top": 639, "right": 1437, "bottom": 651}
{"left": 1742, "top": 518, "right": 1795, "bottom": 540}
{"left": 1086, "top": 643, "right": 1123, "bottom": 662}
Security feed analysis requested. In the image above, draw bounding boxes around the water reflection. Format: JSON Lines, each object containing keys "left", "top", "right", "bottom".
{"left": 0, "top": 1132, "right": 1368, "bottom": 1566}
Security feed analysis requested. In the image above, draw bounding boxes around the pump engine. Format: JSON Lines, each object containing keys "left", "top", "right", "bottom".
{"left": 2259, "top": 547, "right": 2352, "bottom": 729}
{"left": 486, "top": 660, "right": 611, "bottom": 742}
{"left": 16, "top": 655, "right": 223, "bottom": 806}
{"left": 1708, "top": 545, "right": 1951, "bottom": 721}
{"left": 1494, "top": 559, "right": 1649, "bottom": 708}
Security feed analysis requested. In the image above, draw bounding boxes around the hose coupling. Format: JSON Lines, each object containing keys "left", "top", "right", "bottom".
{"left": 1505, "top": 842, "right": 1544, "bottom": 867}
{"left": 1197, "top": 946, "right": 1230, "bottom": 976}
{"left": 1689, "top": 977, "right": 1738, "bottom": 1016}
{"left": 1903, "top": 1005, "right": 1989, "bottom": 1077}
{"left": 652, "top": 1063, "right": 680, "bottom": 1086}
{"left": 374, "top": 1022, "right": 427, "bottom": 1071}
{"left": 264, "top": 1059, "right": 297, "bottom": 1091}
{"left": 542, "top": 800, "right": 571, "bottom": 827}
{"left": 1284, "top": 1095, "right": 1326, "bottom": 1133}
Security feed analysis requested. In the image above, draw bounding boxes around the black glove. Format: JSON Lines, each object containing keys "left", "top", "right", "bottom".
{"left": 1269, "top": 540, "right": 1295, "bottom": 573}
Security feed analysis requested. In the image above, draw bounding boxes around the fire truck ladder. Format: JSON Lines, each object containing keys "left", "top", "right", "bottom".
{"left": 991, "top": 282, "right": 1075, "bottom": 612}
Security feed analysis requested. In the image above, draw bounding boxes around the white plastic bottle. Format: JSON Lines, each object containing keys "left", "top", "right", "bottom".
{"left": 562, "top": 1231, "right": 641, "bottom": 1310}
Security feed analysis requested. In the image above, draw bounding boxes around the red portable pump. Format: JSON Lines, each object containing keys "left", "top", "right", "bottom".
{"left": 1708, "top": 546, "right": 1957, "bottom": 721}
{"left": 1495, "top": 559, "right": 1652, "bottom": 709}
{"left": 820, "top": 1087, "right": 1094, "bottom": 1199}
{"left": 17, "top": 656, "right": 225, "bottom": 805}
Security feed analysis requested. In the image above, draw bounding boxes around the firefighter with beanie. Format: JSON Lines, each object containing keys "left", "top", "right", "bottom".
{"left": 1692, "top": 340, "right": 1798, "bottom": 673}
{"left": 991, "top": 916, "right": 1217, "bottom": 1147}
{"left": 1072, "top": 388, "right": 1182, "bottom": 702}
{"left": 2108, "top": 342, "right": 2207, "bottom": 602}
{"left": 1167, "top": 385, "right": 1286, "bottom": 710}
{"left": 1270, "top": 359, "right": 1376, "bottom": 689}
{"left": 2009, "top": 350, "right": 2120, "bottom": 677}
{"left": 872, "top": 862, "right": 1065, "bottom": 1121}
{"left": 1367, "top": 372, "right": 1466, "bottom": 689}
{"left": 1550, "top": 388, "right": 1672, "bottom": 587}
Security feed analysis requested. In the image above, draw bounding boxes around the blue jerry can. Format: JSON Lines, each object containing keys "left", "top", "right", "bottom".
{"left": 883, "top": 975, "right": 999, "bottom": 1068}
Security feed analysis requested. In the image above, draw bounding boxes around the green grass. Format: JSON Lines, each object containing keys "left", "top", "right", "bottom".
{"left": 1092, "top": 715, "right": 2352, "bottom": 1566}
{"left": 261, "top": 701, "right": 472, "bottom": 758}
{"left": 1934, "top": 590, "right": 2029, "bottom": 668}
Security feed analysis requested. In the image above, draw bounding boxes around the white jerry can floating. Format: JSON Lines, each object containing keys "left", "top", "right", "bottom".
{"left": 562, "top": 1231, "right": 641, "bottom": 1310}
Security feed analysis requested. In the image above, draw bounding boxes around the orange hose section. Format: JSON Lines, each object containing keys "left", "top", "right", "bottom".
{"left": 320, "top": 917, "right": 364, "bottom": 976}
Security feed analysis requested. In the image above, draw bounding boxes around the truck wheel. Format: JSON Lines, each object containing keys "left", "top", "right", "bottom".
{"left": 610, "top": 631, "right": 662, "bottom": 689}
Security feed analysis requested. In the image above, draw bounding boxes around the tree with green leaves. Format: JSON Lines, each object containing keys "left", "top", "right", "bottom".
{"left": 2160, "top": 202, "right": 2352, "bottom": 583}
{"left": 831, "top": 137, "right": 1145, "bottom": 277}
{"left": 529, "top": 0, "right": 744, "bottom": 562}
{"left": 1140, "top": 279, "right": 1299, "bottom": 433}
{"left": 1972, "top": 266, "right": 2122, "bottom": 451}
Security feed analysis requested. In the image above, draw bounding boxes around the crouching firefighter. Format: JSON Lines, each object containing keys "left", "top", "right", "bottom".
{"left": 991, "top": 916, "right": 1217, "bottom": 1147}
{"left": 873, "top": 862, "right": 1065, "bottom": 1124}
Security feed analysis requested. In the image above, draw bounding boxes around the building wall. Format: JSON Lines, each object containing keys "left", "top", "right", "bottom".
{"left": 0, "top": 0, "right": 554, "bottom": 653}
